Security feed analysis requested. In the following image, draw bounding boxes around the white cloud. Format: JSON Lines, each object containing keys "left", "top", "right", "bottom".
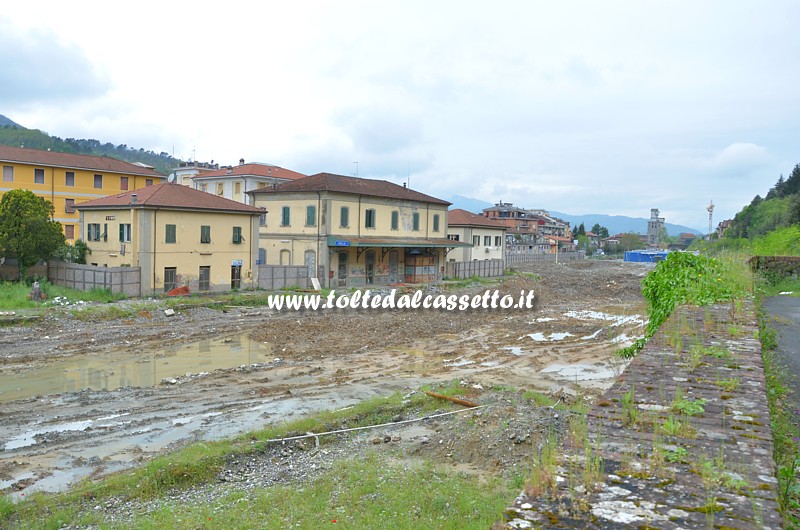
{"left": 2, "top": 1, "right": 800, "bottom": 230}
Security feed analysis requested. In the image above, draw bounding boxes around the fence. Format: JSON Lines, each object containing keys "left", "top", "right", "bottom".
{"left": 48, "top": 261, "right": 142, "bottom": 296}
{"left": 446, "top": 260, "right": 505, "bottom": 279}
{"left": 257, "top": 265, "right": 309, "bottom": 290}
{"left": 0, "top": 259, "right": 47, "bottom": 281}
{"left": 505, "top": 252, "right": 584, "bottom": 265}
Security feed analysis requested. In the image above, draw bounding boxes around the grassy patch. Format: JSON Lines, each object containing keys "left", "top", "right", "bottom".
{"left": 618, "top": 252, "right": 750, "bottom": 358}
{"left": 134, "top": 452, "right": 513, "bottom": 529}
{"left": 759, "top": 304, "right": 800, "bottom": 525}
{"left": 0, "top": 280, "right": 126, "bottom": 311}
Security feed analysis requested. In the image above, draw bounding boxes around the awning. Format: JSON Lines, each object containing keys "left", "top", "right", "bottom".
{"left": 327, "top": 235, "right": 472, "bottom": 248}
{"left": 327, "top": 235, "right": 472, "bottom": 259}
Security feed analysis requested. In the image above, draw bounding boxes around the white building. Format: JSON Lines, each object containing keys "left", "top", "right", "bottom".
{"left": 447, "top": 209, "right": 506, "bottom": 261}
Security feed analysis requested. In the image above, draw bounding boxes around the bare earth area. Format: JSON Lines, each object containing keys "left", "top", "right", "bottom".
{"left": 0, "top": 261, "right": 650, "bottom": 507}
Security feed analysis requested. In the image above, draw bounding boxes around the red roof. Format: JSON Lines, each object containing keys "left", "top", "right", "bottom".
{"left": 0, "top": 145, "right": 164, "bottom": 177}
{"left": 193, "top": 163, "right": 306, "bottom": 181}
{"left": 249, "top": 173, "right": 450, "bottom": 205}
{"left": 75, "top": 183, "right": 264, "bottom": 214}
{"left": 448, "top": 209, "right": 507, "bottom": 228}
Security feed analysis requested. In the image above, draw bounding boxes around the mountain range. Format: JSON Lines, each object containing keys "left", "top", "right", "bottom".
{"left": 0, "top": 114, "right": 22, "bottom": 128}
{"left": 447, "top": 195, "right": 703, "bottom": 236}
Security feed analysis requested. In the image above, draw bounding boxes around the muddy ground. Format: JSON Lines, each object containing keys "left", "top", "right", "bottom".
{"left": 0, "top": 260, "right": 650, "bottom": 503}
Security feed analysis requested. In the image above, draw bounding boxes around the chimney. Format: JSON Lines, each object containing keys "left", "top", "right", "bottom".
{"left": 239, "top": 158, "right": 245, "bottom": 165}
{"left": 131, "top": 194, "right": 138, "bottom": 204}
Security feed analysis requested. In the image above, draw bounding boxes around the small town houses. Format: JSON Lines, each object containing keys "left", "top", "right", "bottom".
{"left": 1, "top": 146, "right": 582, "bottom": 293}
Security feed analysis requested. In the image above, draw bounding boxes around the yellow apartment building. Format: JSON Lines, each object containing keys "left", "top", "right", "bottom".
{"left": 0, "top": 145, "right": 165, "bottom": 242}
{"left": 446, "top": 209, "right": 507, "bottom": 261}
{"left": 248, "top": 173, "right": 470, "bottom": 287}
{"left": 76, "top": 183, "right": 264, "bottom": 294}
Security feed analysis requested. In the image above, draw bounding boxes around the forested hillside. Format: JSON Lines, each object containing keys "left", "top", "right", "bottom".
{"left": 0, "top": 121, "right": 182, "bottom": 176}
{"left": 724, "top": 163, "right": 800, "bottom": 239}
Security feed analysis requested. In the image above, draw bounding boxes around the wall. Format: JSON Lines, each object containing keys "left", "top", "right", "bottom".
{"left": 48, "top": 261, "right": 141, "bottom": 296}
{"left": 446, "top": 225, "right": 505, "bottom": 261}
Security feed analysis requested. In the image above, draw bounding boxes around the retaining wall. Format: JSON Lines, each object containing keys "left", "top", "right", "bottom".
{"left": 501, "top": 299, "right": 782, "bottom": 529}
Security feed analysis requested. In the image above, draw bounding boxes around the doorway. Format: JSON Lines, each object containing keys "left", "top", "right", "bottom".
{"left": 337, "top": 252, "right": 348, "bottom": 287}
{"left": 388, "top": 250, "right": 398, "bottom": 283}
{"left": 231, "top": 265, "right": 242, "bottom": 290}
{"left": 365, "top": 251, "right": 375, "bottom": 285}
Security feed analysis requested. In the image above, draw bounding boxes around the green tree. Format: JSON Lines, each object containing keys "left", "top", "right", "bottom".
{"left": 576, "top": 223, "right": 586, "bottom": 237}
{"left": 0, "top": 189, "right": 65, "bottom": 279}
{"left": 53, "top": 239, "right": 91, "bottom": 264}
{"left": 591, "top": 223, "right": 610, "bottom": 238}
{"left": 620, "top": 233, "right": 644, "bottom": 251}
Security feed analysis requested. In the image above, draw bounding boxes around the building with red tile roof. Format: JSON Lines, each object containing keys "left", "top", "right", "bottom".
{"left": 0, "top": 145, "right": 165, "bottom": 241}
{"left": 76, "top": 183, "right": 264, "bottom": 295}
{"left": 446, "top": 209, "right": 507, "bottom": 261}
{"left": 191, "top": 159, "right": 307, "bottom": 205}
{"left": 248, "top": 173, "right": 468, "bottom": 286}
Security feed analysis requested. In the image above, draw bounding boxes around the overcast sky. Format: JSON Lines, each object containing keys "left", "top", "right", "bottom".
{"left": 3, "top": 1, "right": 799, "bottom": 230}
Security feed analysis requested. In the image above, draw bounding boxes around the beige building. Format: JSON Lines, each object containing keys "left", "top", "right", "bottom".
{"left": 248, "top": 173, "right": 470, "bottom": 287}
{"left": 192, "top": 160, "right": 306, "bottom": 205}
{"left": 76, "top": 183, "right": 264, "bottom": 294}
{"left": 446, "top": 209, "right": 507, "bottom": 261}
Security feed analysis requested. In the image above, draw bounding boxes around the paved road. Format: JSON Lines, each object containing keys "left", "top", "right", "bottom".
{"left": 763, "top": 295, "right": 800, "bottom": 417}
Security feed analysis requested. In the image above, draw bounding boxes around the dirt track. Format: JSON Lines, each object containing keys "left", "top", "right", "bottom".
{"left": 0, "top": 260, "right": 650, "bottom": 499}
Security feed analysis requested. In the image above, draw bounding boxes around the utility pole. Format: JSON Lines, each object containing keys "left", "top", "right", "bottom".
{"left": 706, "top": 200, "right": 714, "bottom": 240}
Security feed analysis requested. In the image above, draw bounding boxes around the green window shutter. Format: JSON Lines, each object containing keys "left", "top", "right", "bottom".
{"left": 391, "top": 211, "right": 398, "bottom": 230}
{"left": 282, "top": 206, "right": 290, "bottom": 226}
{"left": 306, "top": 205, "right": 316, "bottom": 226}
{"left": 433, "top": 214, "right": 440, "bottom": 232}
{"left": 340, "top": 206, "right": 349, "bottom": 227}
{"left": 412, "top": 213, "right": 419, "bottom": 231}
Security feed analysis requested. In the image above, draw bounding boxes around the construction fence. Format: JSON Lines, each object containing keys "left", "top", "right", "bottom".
{"left": 257, "top": 265, "right": 309, "bottom": 290}
{"left": 48, "top": 261, "right": 142, "bottom": 296}
{"left": 505, "top": 252, "right": 584, "bottom": 266}
{"left": 445, "top": 260, "right": 505, "bottom": 279}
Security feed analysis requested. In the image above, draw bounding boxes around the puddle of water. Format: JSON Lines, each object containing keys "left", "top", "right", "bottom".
{"left": 503, "top": 346, "right": 523, "bottom": 356}
{"left": 581, "top": 329, "right": 604, "bottom": 340}
{"left": 0, "top": 334, "right": 272, "bottom": 403}
{"left": 540, "top": 363, "right": 618, "bottom": 381}
{"left": 4, "top": 413, "right": 130, "bottom": 450}
{"left": 443, "top": 358, "right": 475, "bottom": 367}
{"left": 563, "top": 310, "right": 645, "bottom": 327}
{"left": 526, "top": 332, "right": 573, "bottom": 342}
{"left": 611, "top": 333, "right": 641, "bottom": 345}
